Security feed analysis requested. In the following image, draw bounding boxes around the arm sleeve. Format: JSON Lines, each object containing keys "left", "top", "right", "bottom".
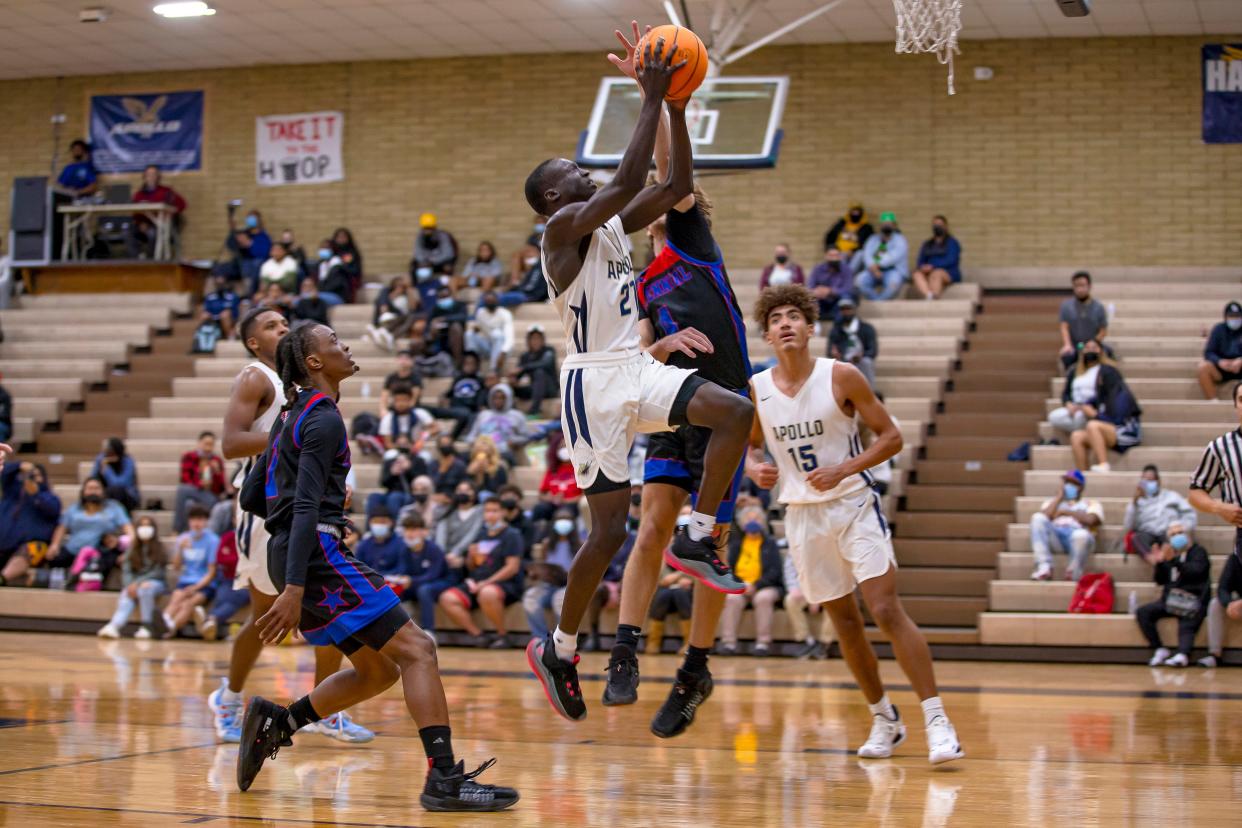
{"left": 916, "top": 240, "right": 931, "bottom": 268}
{"left": 1058, "top": 301, "right": 1073, "bottom": 325}
{"left": 1122, "top": 501, "right": 1136, "bottom": 532}
{"left": 945, "top": 238, "right": 961, "bottom": 270}
{"left": 1189, "top": 444, "right": 1222, "bottom": 492}
{"left": 1061, "top": 368, "right": 1075, "bottom": 404}
{"left": 1172, "top": 492, "right": 1197, "bottom": 530}
{"left": 500, "top": 310, "right": 515, "bottom": 352}
{"left": 824, "top": 219, "right": 844, "bottom": 249}
{"left": 862, "top": 324, "right": 879, "bottom": 359}
{"left": 251, "top": 233, "right": 272, "bottom": 261}
{"left": 665, "top": 204, "right": 718, "bottom": 262}
{"left": 1153, "top": 560, "right": 1172, "bottom": 586}
{"left": 285, "top": 411, "right": 345, "bottom": 587}
{"left": 1204, "top": 325, "right": 1226, "bottom": 363}
{"left": 450, "top": 513, "right": 481, "bottom": 558}
{"left": 1178, "top": 547, "right": 1210, "bottom": 588}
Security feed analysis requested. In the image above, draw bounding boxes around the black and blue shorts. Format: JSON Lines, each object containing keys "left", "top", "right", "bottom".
{"left": 644, "top": 423, "right": 745, "bottom": 524}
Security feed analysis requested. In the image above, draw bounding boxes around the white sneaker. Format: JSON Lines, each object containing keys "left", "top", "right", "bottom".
{"left": 1198, "top": 655, "right": 1218, "bottom": 669}
{"left": 1148, "top": 647, "right": 1171, "bottom": 666}
{"left": 193, "top": 606, "right": 208, "bottom": 632}
{"left": 97, "top": 624, "right": 120, "bottom": 639}
{"left": 926, "top": 715, "right": 965, "bottom": 765}
{"left": 1163, "top": 652, "right": 1189, "bottom": 668}
{"left": 857, "top": 709, "right": 907, "bottom": 759}
{"left": 1030, "top": 564, "right": 1052, "bottom": 581}
{"left": 303, "top": 711, "right": 375, "bottom": 743}
{"left": 133, "top": 626, "right": 151, "bottom": 640}
{"left": 1089, "top": 462, "right": 1111, "bottom": 473}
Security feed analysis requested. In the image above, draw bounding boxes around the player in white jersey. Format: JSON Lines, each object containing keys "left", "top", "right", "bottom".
{"left": 206, "top": 306, "right": 373, "bottom": 745}
{"left": 522, "top": 37, "right": 753, "bottom": 722}
{"left": 745, "top": 285, "right": 964, "bottom": 765}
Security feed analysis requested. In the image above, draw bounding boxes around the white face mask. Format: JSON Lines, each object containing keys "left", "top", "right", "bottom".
{"left": 137, "top": 526, "right": 156, "bottom": 541}
{"left": 557, "top": 447, "right": 570, "bottom": 462}
{"left": 676, "top": 515, "right": 691, "bottom": 528}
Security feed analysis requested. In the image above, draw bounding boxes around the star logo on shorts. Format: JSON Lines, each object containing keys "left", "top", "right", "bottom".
{"left": 317, "top": 586, "right": 348, "bottom": 615}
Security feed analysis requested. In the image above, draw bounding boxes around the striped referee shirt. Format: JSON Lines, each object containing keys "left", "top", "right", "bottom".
{"left": 1190, "top": 429, "right": 1242, "bottom": 505}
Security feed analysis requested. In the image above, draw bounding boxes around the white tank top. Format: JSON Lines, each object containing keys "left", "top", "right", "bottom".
{"left": 544, "top": 214, "right": 640, "bottom": 364}
{"left": 752, "top": 358, "right": 873, "bottom": 505}
{"left": 233, "top": 361, "right": 285, "bottom": 488}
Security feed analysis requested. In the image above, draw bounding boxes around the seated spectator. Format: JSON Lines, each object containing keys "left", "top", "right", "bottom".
{"left": 1049, "top": 337, "right": 1107, "bottom": 438}
{"left": 823, "top": 201, "right": 873, "bottom": 267}
{"left": 198, "top": 529, "right": 250, "bottom": 642}
{"left": 718, "top": 506, "right": 784, "bottom": 656}
{"left": 399, "top": 514, "right": 450, "bottom": 642}
{"left": 0, "top": 460, "right": 61, "bottom": 583}
{"left": 510, "top": 325, "right": 558, "bottom": 416}
{"left": 379, "top": 350, "right": 423, "bottom": 417}
{"left": 396, "top": 475, "right": 438, "bottom": 534}
{"left": 66, "top": 530, "right": 122, "bottom": 591}
{"left": 219, "top": 209, "right": 271, "bottom": 290}
{"left": 331, "top": 227, "right": 364, "bottom": 298}
{"left": 97, "top": 515, "right": 166, "bottom": 639}
{"left": 128, "top": 165, "right": 187, "bottom": 259}
{"left": 828, "top": 297, "right": 877, "bottom": 387}
{"left": 912, "top": 215, "right": 962, "bottom": 300}
{"left": 426, "top": 285, "right": 468, "bottom": 364}
{"left": 1197, "top": 301, "right": 1242, "bottom": 400}
{"left": 276, "top": 228, "right": 307, "bottom": 274}
{"left": 807, "top": 247, "right": 857, "bottom": 322}
{"left": 354, "top": 507, "right": 410, "bottom": 584}
{"left": 465, "top": 385, "right": 530, "bottom": 460}
{"left": 523, "top": 508, "right": 577, "bottom": 642}
{"left": 459, "top": 241, "right": 504, "bottom": 292}
{"left": 366, "top": 276, "right": 420, "bottom": 353}
{"left": 378, "top": 384, "right": 436, "bottom": 450}
{"left": 291, "top": 277, "right": 331, "bottom": 326}
{"left": 312, "top": 238, "right": 348, "bottom": 306}
{"left": 2, "top": 476, "right": 131, "bottom": 587}
{"left": 259, "top": 242, "right": 301, "bottom": 296}
{"left": 759, "top": 243, "right": 804, "bottom": 289}
{"left": 532, "top": 432, "right": 582, "bottom": 524}
{"left": 856, "top": 212, "right": 909, "bottom": 302}
{"left": 1066, "top": 341, "right": 1142, "bottom": 472}
{"left": 174, "top": 431, "right": 231, "bottom": 533}
{"left": 1135, "top": 522, "right": 1211, "bottom": 668}
{"left": 1123, "top": 465, "right": 1196, "bottom": 561}
{"left": 437, "top": 497, "right": 524, "bottom": 647}
{"left": 0, "top": 375, "right": 10, "bottom": 443}
{"left": 783, "top": 547, "right": 834, "bottom": 659}
{"left": 1058, "top": 270, "right": 1109, "bottom": 368}
{"left": 436, "top": 481, "right": 483, "bottom": 566}
{"left": 161, "top": 505, "right": 219, "bottom": 638}
{"left": 646, "top": 510, "right": 695, "bottom": 654}
{"left": 431, "top": 438, "right": 469, "bottom": 496}
{"left": 496, "top": 483, "right": 534, "bottom": 553}
{"left": 367, "top": 436, "right": 429, "bottom": 520}
{"left": 411, "top": 213, "right": 458, "bottom": 279}
{"left": 1202, "top": 549, "right": 1241, "bottom": 668}
{"left": 428, "top": 352, "right": 487, "bottom": 439}
{"left": 56, "top": 139, "right": 98, "bottom": 198}
{"left": 498, "top": 232, "right": 549, "bottom": 307}
{"left": 465, "top": 436, "right": 509, "bottom": 496}
{"left": 202, "top": 274, "right": 242, "bottom": 338}
{"left": 468, "top": 291, "right": 515, "bottom": 376}
{"left": 90, "top": 437, "right": 140, "bottom": 513}
{"left": 1029, "top": 469, "right": 1102, "bottom": 581}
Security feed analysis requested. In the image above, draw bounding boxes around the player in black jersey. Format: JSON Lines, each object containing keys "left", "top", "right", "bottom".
{"left": 600, "top": 23, "right": 751, "bottom": 738}
{"left": 235, "top": 321, "right": 517, "bottom": 812}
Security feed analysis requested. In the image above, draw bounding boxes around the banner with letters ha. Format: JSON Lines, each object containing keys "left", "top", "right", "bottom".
{"left": 256, "top": 111, "right": 344, "bottom": 187}
{"left": 90, "top": 90, "right": 204, "bottom": 172}
{"left": 1203, "top": 45, "right": 1242, "bottom": 144}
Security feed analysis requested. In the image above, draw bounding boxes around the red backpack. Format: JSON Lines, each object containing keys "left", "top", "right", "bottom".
{"left": 1069, "top": 572, "right": 1115, "bottom": 614}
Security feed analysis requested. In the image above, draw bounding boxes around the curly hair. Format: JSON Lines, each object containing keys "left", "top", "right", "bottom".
{"left": 274, "top": 320, "right": 322, "bottom": 411}
{"left": 753, "top": 284, "right": 819, "bottom": 332}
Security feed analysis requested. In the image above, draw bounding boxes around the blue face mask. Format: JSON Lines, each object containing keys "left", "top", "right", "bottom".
{"left": 676, "top": 515, "right": 691, "bottom": 529}
{"left": 1169, "top": 533, "right": 1190, "bottom": 551}
{"left": 533, "top": 223, "right": 546, "bottom": 234}
{"left": 317, "top": 247, "right": 332, "bottom": 260}
{"left": 553, "top": 519, "right": 574, "bottom": 537}
{"left": 485, "top": 520, "right": 505, "bottom": 533}
{"left": 370, "top": 523, "right": 391, "bottom": 539}
{"left": 743, "top": 520, "right": 763, "bottom": 535}
{"left": 1228, "top": 318, "right": 1242, "bottom": 332}
{"left": 1063, "top": 483, "right": 1080, "bottom": 500}
{"left": 436, "top": 297, "right": 454, "bottom": 309}
{"left": 244, "top": 214, "right": 258, "bottom": 229}
{"left": 1142, "top": 480, "right": 1159, "bottom": 497}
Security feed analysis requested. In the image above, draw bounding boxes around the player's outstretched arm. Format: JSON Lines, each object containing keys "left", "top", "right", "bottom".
{"left": 222, "top": 366, "right": 274, "bottom": 460}
{"left": 620, "top": 101, "right": 693, "bottom": 234}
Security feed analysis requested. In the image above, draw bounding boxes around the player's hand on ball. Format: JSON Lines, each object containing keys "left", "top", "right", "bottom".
{"left": 257, "top": 586, "right": 304, "bottom": 645}
{"left": 749, "top": 462, "right": 779, "bottom": 489}
{"left": 636, "top": 35, "right": 686, "bottom": 100}
{"left": 607, "top": 20, "right": 651, "bottom": 80}
{"left": 808, "top": 465, "right": 848, "bottom": 492}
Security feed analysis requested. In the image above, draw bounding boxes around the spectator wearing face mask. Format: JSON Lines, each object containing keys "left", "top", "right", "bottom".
{"left": 426, "top": 285, "right": 468, "bottom": 365}
{"left": 718, "top": 506, "right": 785, "bottom": 656}
{"left": 1135, "top": 522, "right": 1211, "bottom": 668}
{"left": 1198, "top": 301, "right": 1242, "bottom": 400}
{"left": 90, "top": 437, "right": 140, "bottom": 514}
{"left": 438, "top": 497, "right": 525, "bottom": 648}
{"left": 828, "top": 296, "right": 878, "bottom": 387}
{"left": 379, "top": 350, "right": 423, "bottom": 417}
{"left": 427, "top": 352, "right": 487, "bottom": 439}
{"left": 160, "top": 505, "right": 219, "bottom": 638}
{"left": 496, "top": 483, "right": 534, "bottom": 552}
{"left": 397, "top": 514, "right": 449, "bottom": 640}
{"left": 397, "top": 474, "right": 438, "bottom": 530}
{"left": 331, "top": 227, "right": 364, "bottom": 297}
{"left": 313, "top": 238, "right": 349, "bottom": 306}
{"left": 291, "top": 277, "right": 331, "bottom": 326}
{"left": 1059, "top": 271, "right": 1109, "bottom": 368}
{"left": 97, "top": 516, "right": 167, "bottom": 639}
{"left": 1065, "top": 340, "right": 1142, "bottom": 473}
{"left": 173, "top": 431, "right": 231, "bottom": 533}
{"left": 459, "top": 241, "right": 505, "bottom": 292}
{"left": 0, "top": 461, "right": 61, "bottom": 583}
{"left": 1123, "top": 465, "right": 1196, "bottom": 561}
{"left": 824, "top": 201, "right": 873, "bottom": 269}
{"left": 368, "top": 435, "right": 430, "bottom": 521}
{"left": 807, "top": 248, "right": 858, "bottom": 322}
{"left": 468, "top": 291, "right": 515, "bottom": 376}
{"left": 225, "top": 210, "right": 271, "bottom": 292}
{"left": 430, "top": 438, "right": 469, "bottom": 496}
{"left": 258, "top": 242, "right": 301, "bottom": 297}
{"left": 759, "top": 243, "right": 805, "bottom": 289}
{"left": 202, "top": 274, "right": 242, "bottom": 338}
{"left": 354, "top": 507, "right": 411, "bottom": 580}
{"left": 436, "top": 482, "right": 484, "bottom": 568}
{"left": 857, "top": 212, "right": 909, "bottom": 302}
{"left": 523, "top": 508, "right": 578, "bottom": 642}
{"left": 912, "top": 215, "right": 962, "bottom": 300}
{"left": 276, "top": 228, "right": 307, "bottom": 274}
{"left": 411, "top": 212, "right": 458, "bottom": 280}
{"left": 533, "top": 432, "right": 582, "bottom": 524}
{"left": 1201, "top": 551, "right": 1242, "bottom": 668}
{"left": 1049, "top": 337, "right": 1107, "bottom": 438}
{"left": 1029, "top": 469, "right": 1103, "bottom": 581}
{"left": 465, "top": 385, "right": 529, "bottom": 460}
{"left": 367, "top": 276, "right": 420, "bottom": 353}
{"left": 510, "top": 325, "right": 558, "bottom": 416}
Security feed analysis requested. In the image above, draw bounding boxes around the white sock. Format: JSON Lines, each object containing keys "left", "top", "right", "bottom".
{"left": 868, "top": 693, "right": 897, "bottom": 721}
{"left": 687, "top": 511, "right": 716, "bottom": 542}
{"left": 221, "top": 686, "right": 242, "bottom": 704}
{"left": 552, "top": 626, "right": 578, "bottom": 662}
{"left": 162, "top": 612, "right": 175, "bottom": 630}
{"left": 921, "top": 696, "right": 946, "bottom": 727}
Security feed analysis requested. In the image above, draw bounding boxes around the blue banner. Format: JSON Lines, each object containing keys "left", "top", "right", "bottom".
{"left": 89, "top": 90, "right": 204, "bottom": 172}
{"left": 1203, "top": 45, "right": 1242, "bottom": 144}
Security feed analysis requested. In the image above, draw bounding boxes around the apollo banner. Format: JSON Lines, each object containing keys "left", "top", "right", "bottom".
{"left": 255, "top": 111, "right": 344, "bottom": 186}
{"left": 1203, "top": 45, "right": 1242, "bottom": 144}
{"left": 89, "top": 90, "right": 204, "bottom": 172}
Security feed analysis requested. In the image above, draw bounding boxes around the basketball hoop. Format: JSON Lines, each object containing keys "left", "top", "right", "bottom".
{"left": 893, "top": 0, "right": 962, "bottom": 95}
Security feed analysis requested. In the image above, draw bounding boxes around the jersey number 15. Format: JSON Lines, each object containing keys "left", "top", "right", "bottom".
{"left": 787, "top": 445, "right": 818, "bottom": 472}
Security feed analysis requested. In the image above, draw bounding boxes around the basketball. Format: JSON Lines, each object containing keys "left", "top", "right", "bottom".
{"left": 636, "top": 24, "right": 709, "bottom": 101}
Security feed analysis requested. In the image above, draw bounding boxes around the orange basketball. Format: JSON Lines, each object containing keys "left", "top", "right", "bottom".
{"left": 635, "top": 24, "right": 709, "bottom": 101}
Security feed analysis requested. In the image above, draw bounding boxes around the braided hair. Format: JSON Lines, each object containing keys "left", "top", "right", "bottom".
{"left": 275, "top": 320, "right": 321, "bottom": 412}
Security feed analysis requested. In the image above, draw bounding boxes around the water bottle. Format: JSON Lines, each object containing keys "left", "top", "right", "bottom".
{"left": 361, "top": 380, "right": 372, "bottom": 398}
{"left": 1127, "top": 590, "right": 1138, "bottom": 614}
{"left": 49, "top": 568, "right": 66, "bottom": 591}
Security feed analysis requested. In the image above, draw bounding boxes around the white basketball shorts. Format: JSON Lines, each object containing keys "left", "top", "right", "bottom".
{"left": 233, "top": 504, "right": 278, "bottom": 596}
{"left": 784, "top": 488, "right": 896, "bottom": 604}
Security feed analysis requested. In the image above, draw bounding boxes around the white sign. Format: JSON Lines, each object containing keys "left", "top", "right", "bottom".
{"left": 255, "top": 110, "right": 343, "bottom": 187}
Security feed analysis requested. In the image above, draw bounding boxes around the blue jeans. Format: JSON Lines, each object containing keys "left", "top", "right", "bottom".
{"left": 319, "top": 291, "right": 345, "bottom": 307}
{"left": 412, "top": 576, "right": 459, "bottom": 631}
{"left": 498, "top": 291, "right": 528, "bottom": 308}
{"left": 366, "top": 491, "right": 411, "bottom": 521}
{"left": 107, "top": 579, "right": 166, "bottom": 629}
{"left": 210, "top": 584, "right": 251, "bottom": 623}
{"left": 522, "top": 582, "right": 566, "bottom": 641}
{"left": 1030, "top": 512, "right": 1095, "bottom": 579}
{"left": 856, "top": 269, "right": 907, "bottom": 301}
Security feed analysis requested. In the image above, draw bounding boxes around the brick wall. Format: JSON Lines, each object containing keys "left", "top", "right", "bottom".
{"left": 1, "top": 36, "right": 1238, "bottom": 276}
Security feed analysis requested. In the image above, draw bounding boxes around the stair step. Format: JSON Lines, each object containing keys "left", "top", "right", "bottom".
{"left": 950, "top": 372, "right": 1052, "bottom": 393}
{"left": 894, "top": 566, "right": 994, "bottom": 596}
{"left": 893, "top": 538, "right": 1002, "bottom": 567}
{"left": 894, "top": 511, "right": 1011, "bottom": 539}
{"left": 923, "top": 436, "right": 1029, "bottom": 461}
{"left": 865, "top": 596, "right": 987, "bottom": 627}
{"left": 934, "top": 413, "right": 1041, "bottom": 438}
{"left": 914, "top": 460, "right": 1024, "bottom": 486}
{"left": 958, "top": 352, "right": 1058, "bottom": 372}
{"left": 904, "top": 484, "right": 1019, "bottom": 512}
{"left": 942, "top": 392, "right": 1047, "bottom": 415}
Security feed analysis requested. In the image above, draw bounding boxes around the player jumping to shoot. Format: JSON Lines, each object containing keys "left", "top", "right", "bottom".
{"left": 746, "top": 285, "right": 964, "bottom": 765}
{"left": 522, "top": 35, "right": 753, "bottom": 721}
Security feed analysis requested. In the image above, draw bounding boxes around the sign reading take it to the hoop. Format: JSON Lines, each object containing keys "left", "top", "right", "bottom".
{"left": 255, "top": 110, "right": 344, "bottom": 186}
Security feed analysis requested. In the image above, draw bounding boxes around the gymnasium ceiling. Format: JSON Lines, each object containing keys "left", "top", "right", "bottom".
{"left": 0, "top": 0, "right": 1237, "bottom": 80}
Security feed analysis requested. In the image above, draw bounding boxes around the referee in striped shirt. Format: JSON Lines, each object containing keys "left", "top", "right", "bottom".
{"left": 1189, "top": 382, "right": 1242, "bottom": 551}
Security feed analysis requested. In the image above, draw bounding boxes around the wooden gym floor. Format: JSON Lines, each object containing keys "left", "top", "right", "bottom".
{"left": 0, "top": 632, "right": 1237, "bottom": 827}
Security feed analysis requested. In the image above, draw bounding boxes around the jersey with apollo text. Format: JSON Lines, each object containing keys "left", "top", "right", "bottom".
{"left": 543, "top": 214, "right": 640, "bottom": 360}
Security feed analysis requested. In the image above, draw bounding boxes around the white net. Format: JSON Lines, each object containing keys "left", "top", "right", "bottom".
{"left": 893, "top": 0, "right": 962, "bottom": 95}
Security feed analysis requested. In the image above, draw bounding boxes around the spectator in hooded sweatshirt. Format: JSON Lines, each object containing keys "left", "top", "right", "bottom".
{"left": 824, "top": 201, "right": 874, "bottom": 269}
{"left": 0, "top": 461, "right": 61, "bottom": 579}
{"left": 1197, "top": 301, "right": 1242, "bottom": 400}
{"left": 856, "top": 212, "right": 909, "bottom": 301}
{"left": 1123, "top": 464, "right": 1196, "bottom": 561}
{"left": 464, "top": 384, "right": 529, "bottom": 460}
{"left": 912, "top": 215, "right": 962, "bottom": 300}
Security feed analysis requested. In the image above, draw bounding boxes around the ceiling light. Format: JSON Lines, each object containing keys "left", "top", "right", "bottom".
{"left": 153, "top": 2, "right": 215, "bottom": 18}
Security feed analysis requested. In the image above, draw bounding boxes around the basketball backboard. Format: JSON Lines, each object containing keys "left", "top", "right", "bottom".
{"left": 576, "top": 76, "right": 788, "bottom": 169}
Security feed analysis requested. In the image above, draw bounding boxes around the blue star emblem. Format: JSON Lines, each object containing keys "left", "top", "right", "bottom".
{"left": 317, "top": 586, "right": 348, "bottom": 614}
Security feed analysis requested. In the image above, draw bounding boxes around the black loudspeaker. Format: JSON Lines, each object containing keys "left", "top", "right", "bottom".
{"left": 10, "top": 176, "right": 50, "bottom": 264}
{"left": 1055, "top": 0, "right": 1091, "bottom": 17}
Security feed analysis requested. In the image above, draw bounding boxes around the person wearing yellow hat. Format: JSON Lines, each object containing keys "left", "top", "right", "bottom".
{"left": 410, "top": 212, "right": 458, "bottom": 284}
{"left": 823, "top": 201, "right": 874, "bottom": 259}
{"left": 857, "top": 211, "right": 909, "bottom": 302}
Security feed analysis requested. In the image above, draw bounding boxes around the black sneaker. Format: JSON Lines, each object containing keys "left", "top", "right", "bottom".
{"left": 601, "top": 648, "right": 639, "bottom": 706}
{"left": 665, "top": 528, "right": 745, "bottom": 594}
{"left": 793, "top": 639, "right": 819, "bottom": 659}
{"left": 526, "top": 635, "right": 586, "bottom": 721}
{"left": 236, "top": 696, "right": 293, "bottom": 792}
{"left": 420, "top": 758, "right": 520, "bottom": 812}
{"left": 650, "top": 668, "right": 714, "bottom": 739}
